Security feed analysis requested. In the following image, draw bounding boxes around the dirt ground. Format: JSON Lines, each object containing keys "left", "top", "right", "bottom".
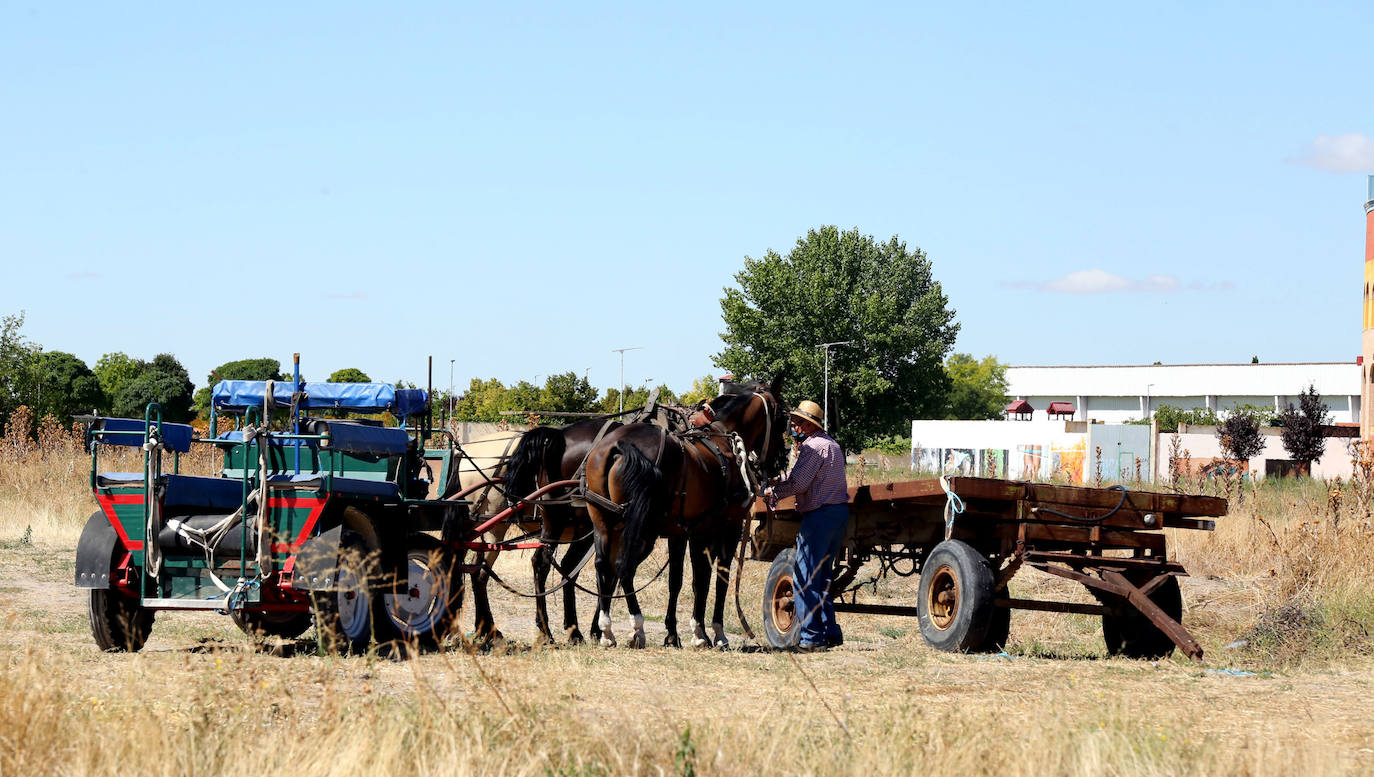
{"left": 4, "top": 536, "right": 1374, "bottom": 775}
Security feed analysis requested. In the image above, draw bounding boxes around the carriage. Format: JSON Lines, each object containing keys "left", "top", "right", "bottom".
{"left": 750, "top": 477, "right": 1228, "bottom": 661}
{"left": 75, "top": 358, "right": 477, "bottom": 653}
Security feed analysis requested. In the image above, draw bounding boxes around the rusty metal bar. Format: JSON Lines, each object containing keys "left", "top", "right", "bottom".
{"left": 1102, "top": 570, "right": 1203, "bottom": 663}
{"left": 994, "top": 597, "right": 1111, "bottom": 616}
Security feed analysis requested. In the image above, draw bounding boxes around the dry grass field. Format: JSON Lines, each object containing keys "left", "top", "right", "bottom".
{"left": 2, "top": 415, "right": 1373, "bottom": 776}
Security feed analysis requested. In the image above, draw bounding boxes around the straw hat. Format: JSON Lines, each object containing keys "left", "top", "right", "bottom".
{"left": 789, "top": 400, "right": 823, "bottom": 428}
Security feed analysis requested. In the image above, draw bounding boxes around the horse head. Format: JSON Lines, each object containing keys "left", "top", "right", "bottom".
{"left": 704, "top": 374, "right": 789, "bottom": 480}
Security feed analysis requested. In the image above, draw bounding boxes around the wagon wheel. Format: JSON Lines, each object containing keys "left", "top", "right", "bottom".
{"left": 916, "top": 539, "right": 996, "bottom": 653}
{"left": 311, "top": 530, "right": 387, "bottom": 656}
{"left": 231, "top": 608, "right": 313, "bottom": 640}
{"left": 381, "top": 534, "right": 466, "bottom": 648}
{"left": 761, "top": 548, "right": 800, "bottom": 649}
{"left": 1094, "top": 575, "right": 1183, "bottom": 659}
{"left": 88, "top": 587, "right": 154, "bottom": 653}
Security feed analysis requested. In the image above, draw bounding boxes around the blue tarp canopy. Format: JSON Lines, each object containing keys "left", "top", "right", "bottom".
{"left": 91, "top": 417, "right": 194, "bottom": 453}
{"left": 212, "top": 380, "right": 428, "bottom": 418}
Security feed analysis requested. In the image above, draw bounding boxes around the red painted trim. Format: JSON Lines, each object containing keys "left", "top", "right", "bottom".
{"left": 94, "top": 494, "right": 144, "bottom": 551}
{"left": 267, "top": 496, "right": 328, "bottom": 554}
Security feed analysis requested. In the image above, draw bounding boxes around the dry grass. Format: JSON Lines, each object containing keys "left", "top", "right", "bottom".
{"left": 2, "top": 415, "right": 1374, "bottom": 775}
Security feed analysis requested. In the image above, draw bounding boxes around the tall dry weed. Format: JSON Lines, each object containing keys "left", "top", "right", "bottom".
{"left": 0, "top": 407, "right": 219, "bottom": 546}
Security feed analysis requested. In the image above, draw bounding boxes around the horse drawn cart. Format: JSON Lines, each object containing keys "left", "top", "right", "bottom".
{"left": 750, "top": 477, "right": 1228, "bottom": 662}
{"left": 75, "top": 358, "right": 479, "bottom": 654}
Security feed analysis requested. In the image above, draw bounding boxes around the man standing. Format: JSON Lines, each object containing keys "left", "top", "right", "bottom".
{"left": 763, "top": 400, "right": 850, "bottom": 652}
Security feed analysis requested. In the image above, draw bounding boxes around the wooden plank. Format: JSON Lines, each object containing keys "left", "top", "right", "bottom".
{"left": 948, "top": 477, "right": 1227, "bottom": 517}
{"left": 1009, "top": 523, "right": 1167, "bottom": 553}
{"left": 753, "top": 477, "right": 1227, "bottom": 520}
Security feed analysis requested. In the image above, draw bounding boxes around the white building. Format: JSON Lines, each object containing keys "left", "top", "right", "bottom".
{"left": 1006, "top": 362, "right": 1361, "bottom": 424}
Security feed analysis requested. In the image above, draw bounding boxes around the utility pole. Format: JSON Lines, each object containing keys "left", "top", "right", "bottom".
{"left": 817, "top": 341, "right": 854, "bottom": 432}
{"left": 611, "top": 346, "right": 642, "bottom": 414}
{"left": 448, "top": 359, "right": 455, "bottom": 428}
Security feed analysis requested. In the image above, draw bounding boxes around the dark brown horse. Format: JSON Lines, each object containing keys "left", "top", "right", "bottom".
{"left": 582, "top": 378, "right": 788, "bottom": 648}
{"left": 503, "top": 416, "right": 622, "bottom": 644}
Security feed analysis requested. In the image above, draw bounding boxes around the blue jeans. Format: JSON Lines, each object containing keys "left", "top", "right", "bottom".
{"left": 793, "top": 503, "right": 849, "bottom": 647}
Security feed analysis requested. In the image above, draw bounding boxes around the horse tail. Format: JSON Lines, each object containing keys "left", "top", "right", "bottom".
{"left": 506, "top": 426, "right": 565, "bottom": 500}
{"left": 612, "top": 440, "right": 665, "bottom": 583}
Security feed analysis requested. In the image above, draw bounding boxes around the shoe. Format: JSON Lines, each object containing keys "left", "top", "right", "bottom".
{"left": 825, "top": 633, "right": 844, "bottom": 648}
{"left": 793, "top": 642, "right": 830, "bottom": 653}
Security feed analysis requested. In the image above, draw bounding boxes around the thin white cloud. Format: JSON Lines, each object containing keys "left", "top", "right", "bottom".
{"left": 325, "top": 291, "right": 368, "bottom": 301}
{"left": 1290, "top": 133, "right": 1374, "bottom": 173}
{"left": 1002, "top": 269, "right": 1231, "bottom": 294}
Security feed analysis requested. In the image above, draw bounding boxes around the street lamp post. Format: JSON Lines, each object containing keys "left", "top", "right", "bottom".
{"left": 612, "top": 346, "right": 642, "bottom": 414}
{"left": 817, "top": 341, "right": 854, "bottom": 432}
{"left": 448, "top": 359, "right": 455, "bottom": 427}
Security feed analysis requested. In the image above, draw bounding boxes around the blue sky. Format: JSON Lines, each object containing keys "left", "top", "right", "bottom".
{"left": 3, "top": 2, "right": 1372, "bottom": 397}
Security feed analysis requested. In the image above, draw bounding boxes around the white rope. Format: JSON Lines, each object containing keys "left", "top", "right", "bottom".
{"left": 939, "top": 475, "right": 966, "bottom": 541}
{"left": 142, "top": 434, "right": 164, "bottom": 579}
{"left": 255, "top": 382, "right": 275, "bottom": 577}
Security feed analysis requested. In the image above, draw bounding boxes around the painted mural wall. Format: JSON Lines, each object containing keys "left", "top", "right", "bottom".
{"left": 909, "top": 420, "right": 1358, "bottom": 484}
{"left": 910, "top": 420, "right": 1096, "bottom": 484}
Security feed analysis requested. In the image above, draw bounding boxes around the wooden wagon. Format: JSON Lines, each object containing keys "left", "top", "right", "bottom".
{"left": 749, "top": 477, "right": 1227, "bottom": 661}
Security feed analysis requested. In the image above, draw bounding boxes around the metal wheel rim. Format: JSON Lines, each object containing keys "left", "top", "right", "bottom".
{"left": 927, "top": 564, "right": 959, "bottom": 630}
{"left": 384, "top": 551, "right": 444, "bottom": 633}
{"left": 770, "top": 573, "right": 796, "bottom": 633}
{"left": 335, "top": 566, "right": 370, "bottom": 639}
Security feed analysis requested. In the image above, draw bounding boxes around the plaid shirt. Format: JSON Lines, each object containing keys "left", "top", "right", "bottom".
{"left": 770, "top": 430, "right": 849, "bottom": 513}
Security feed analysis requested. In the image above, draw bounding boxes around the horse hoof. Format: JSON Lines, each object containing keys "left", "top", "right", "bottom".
{"left": 599, "top": 634, "right": 617, "bottom": 648}
{"left": 664, "top": 634, "right": 682, "bottom": 649}
{"left": 715, "top": 637, "right": 730, "bottom": 650}
{"left": 534, "top": 632, "right": 555, "bottom": 647}
{"left": 567, "top": 629, "right": 585, "bottom": 646}
{"left": 629, "top": 632, "right": 646, "bottom": 650}
{"left": 691, "top": 637, "right": 710, "bottom": 649}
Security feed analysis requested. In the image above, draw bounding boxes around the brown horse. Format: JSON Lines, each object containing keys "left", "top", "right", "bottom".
{"left": 503, "top": 416, "right": 621, "bottom": 644}
{"left": 582, "top": 378, "right": 788, "bottom": 648}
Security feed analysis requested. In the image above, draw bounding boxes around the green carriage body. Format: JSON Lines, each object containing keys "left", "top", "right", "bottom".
{"left": 76, "top": 368, "right": 468, "bottom": 652}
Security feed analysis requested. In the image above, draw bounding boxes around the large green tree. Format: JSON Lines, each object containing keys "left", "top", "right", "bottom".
{"left": 678, "top": 374, "right": 721, "bottom": 406}
{"left": 539, "top": 371, "right": 599, "bottom": 415}
{"left": 943, "top": 353, "right": 1008, "bottom": 420}
{"left": 328, "top": 367, "right": 371, "bottom": 383}
{"left": 26, "top": 351, "right": 105, "bottom": 423}
{"left": 93, "top": 352, "right": 141, "bottom": 411}
{"left": 0, "top": 312, "right": 38, "bottom": 428}
{"left": 716, "top": 226, "right": 958, "bottom": 450}
{"left": 192, "top": 358, "right": 284, "bottom": 418}
{"left": 114, "top": 354, "right": 195, "bottom": 423}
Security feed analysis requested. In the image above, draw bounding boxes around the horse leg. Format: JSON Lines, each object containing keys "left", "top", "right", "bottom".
{"left": 662, "top": 533, "right": 685, "bottom": 648}
{"left": 472, "top": 545, "right": 504, "bottom": 646}
{"left": 708, "top": 525, "right": 740, "bottom": 648}
{"left": 688, "top": 535, "right": 712, "bottom": 648}
{"left": 593, "top": 532, "right": 617, "bottom": 647}
{"left": 559, "top": 525, "right": 593, "bottom": 645}
{"left": 532, "top": 536, "right": 555, "bottom": 646}
{"left": 618, "top": 549, "right": 647, "bottom": 650}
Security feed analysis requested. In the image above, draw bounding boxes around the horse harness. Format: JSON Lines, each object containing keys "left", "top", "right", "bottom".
{"left": 581, "top": 391, "right": 778, "bottom": 532}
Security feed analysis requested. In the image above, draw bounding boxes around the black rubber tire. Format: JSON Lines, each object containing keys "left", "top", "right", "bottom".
{"left": 88, "top": 587, "right": 154, "bottom": 653}
{"left": 380, "top": 534, "right": 466, "bottom": 648}
{"left": 1100, "top": 575, "right": 1183, "bottom": 659}
{"left": 916, "top": 539, "right": 996, "bottom": 653}
{"left": 975, "top": 604, "right": 1012, "bottom": 652}
{"left": 311, "top": 531, "right": 388, "bottom": 656}
{"left": 761, "top": 548, "right": 801, "bottom": 650}
{"left": 231, "top": 608, "right": 313, "bottom": 640}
